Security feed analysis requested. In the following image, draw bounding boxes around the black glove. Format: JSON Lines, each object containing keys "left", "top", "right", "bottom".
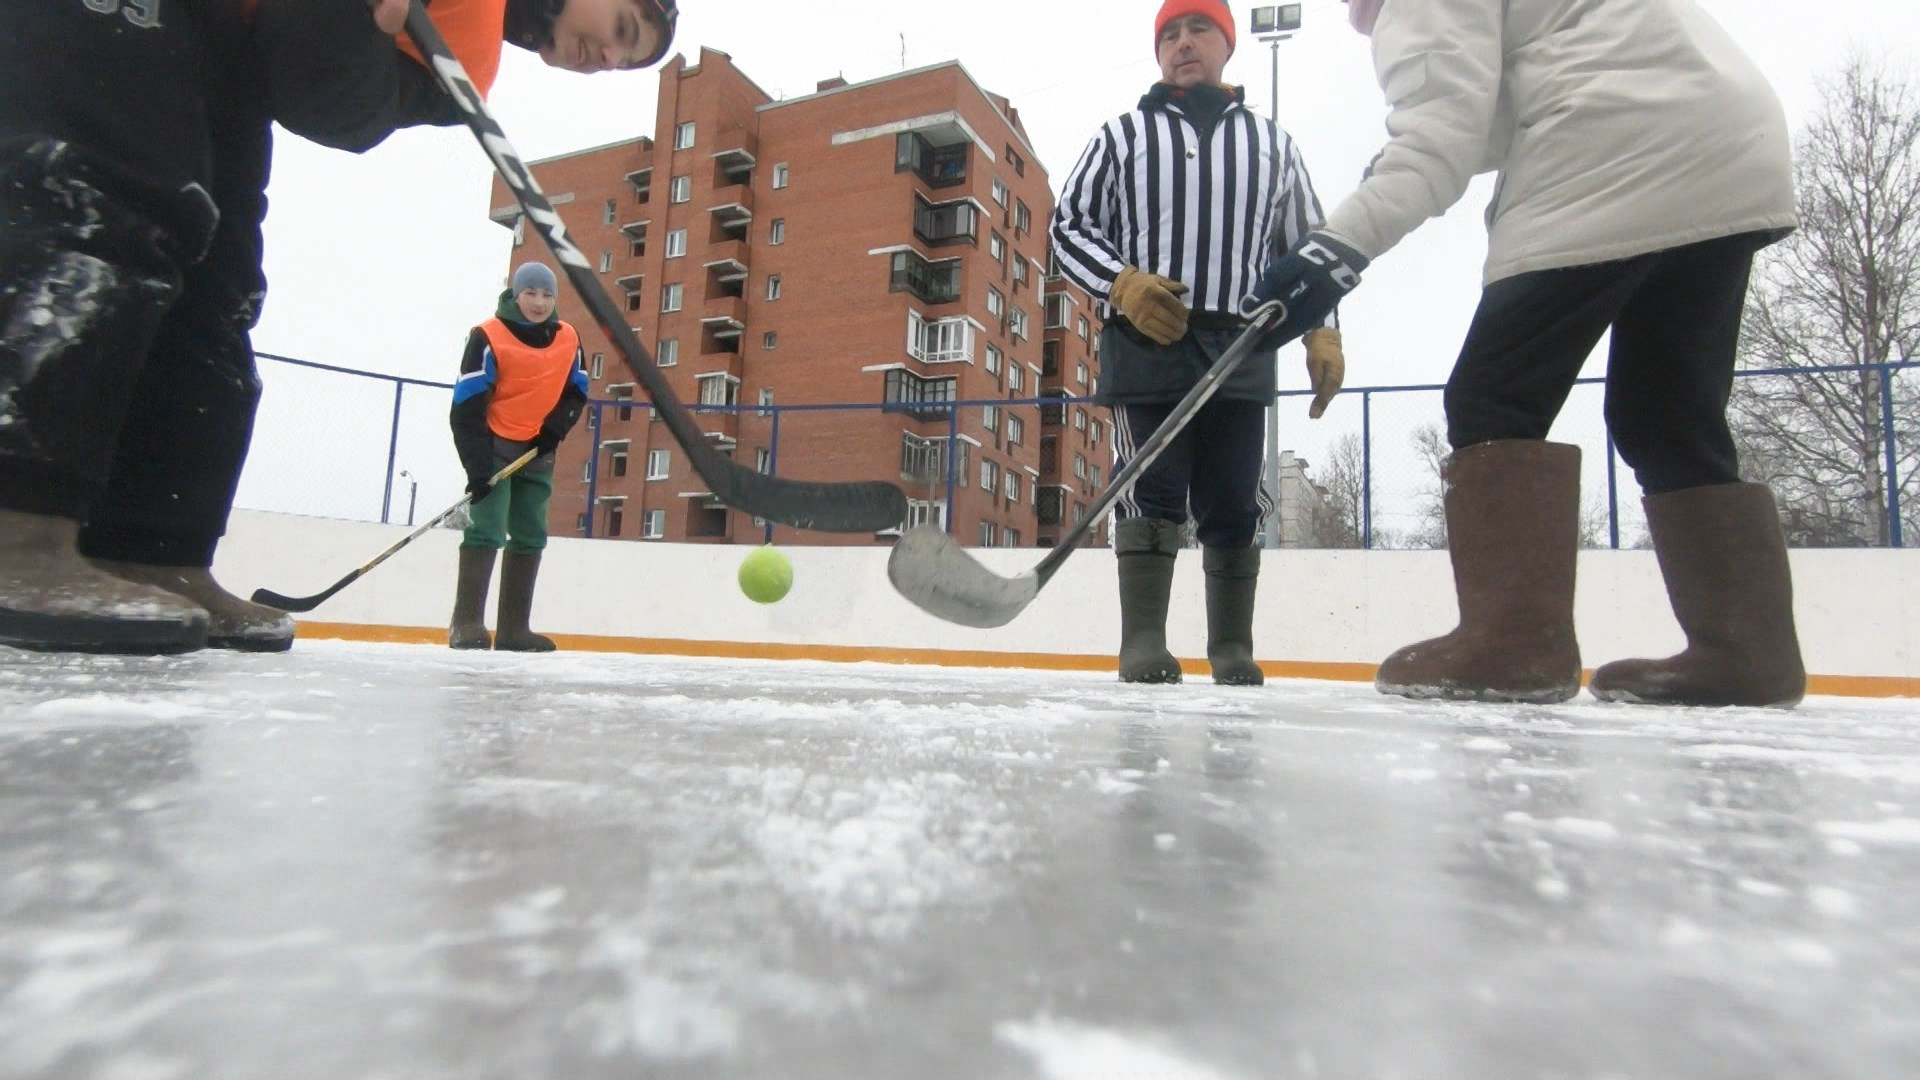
{"left": 533, "top": 430, "right": 564, "bottom": 457}
{"left": 1246, "top": 232, "right": 1369, "bottom": 349}
{"left": 466, "top": 474, "right": 494, "bottom": 504}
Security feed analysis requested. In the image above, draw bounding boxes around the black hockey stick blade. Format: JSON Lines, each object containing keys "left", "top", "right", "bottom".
{"left": 888, "top": 302, "right": 1287, "bottom": 627}
{"left": 251, "top": 449, "right": 541, "bottom": 613}
{"left": 403, "top": 5, "right": 905, "bottom": 534}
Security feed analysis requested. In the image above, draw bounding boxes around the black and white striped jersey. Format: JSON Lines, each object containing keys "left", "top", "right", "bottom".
{"left": 1051, "top": 84, "right": 1327, "bottom": 319}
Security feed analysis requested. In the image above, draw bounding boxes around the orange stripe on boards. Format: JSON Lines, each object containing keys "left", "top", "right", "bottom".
{"left": 291, "top": 623, "right": 1915, "bottom": 698}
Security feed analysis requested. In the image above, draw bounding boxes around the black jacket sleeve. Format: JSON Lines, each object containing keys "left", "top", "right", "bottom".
{"left": 536, "top": 348, "right": 590, "bottom": 449}
{"left": 450, "top": 328, "right": 497, "bottom": 482}
{"left": 253, "top": 0, "right": 461, "bottom": 154}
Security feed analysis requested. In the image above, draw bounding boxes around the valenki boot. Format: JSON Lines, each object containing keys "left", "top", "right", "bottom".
{"left": 494, "top": 551, "right": 557, "bottom": 653}
{"left": 93, "top": 561, "right": 293, "bottom": 652}
{"left": 1115, "top": 516, "right": 1183, "bottom": 684}
{"left": 448, "top": 545, "right": 496, "bottom": 650}
{"left": 1589, "top": 483, "right": 1805, "bottom": 707}
{"left": 0, "top": 511, "right": 209, "bottom": 654}
{"left": 1204, "top": 545, "right": 1264, "bottom": 686}
{"left": 1375, "top": 440, "right": 1583, "bottom": 703}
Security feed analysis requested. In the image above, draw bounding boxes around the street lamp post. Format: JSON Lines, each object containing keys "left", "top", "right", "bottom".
{"left": 398, "top": 469, "right": 419, "bottom": 527}
{"left": 1250, "top": 5, "right": 1302, "bottom": 548}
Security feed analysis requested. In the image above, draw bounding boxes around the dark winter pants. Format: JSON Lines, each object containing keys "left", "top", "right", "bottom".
{"left": 1112, "top": 398, "right": 1271, "bottom": 548}
{"left": 1445, "top": 231, "right": 1772, "bottom": 495}
{"left": 0, "top": 0, "right": 268, "bottom": 567}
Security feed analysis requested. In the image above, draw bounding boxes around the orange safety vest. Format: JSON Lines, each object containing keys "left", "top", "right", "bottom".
{"left": 477, "top": 318, "right": 581, "bottom": 441}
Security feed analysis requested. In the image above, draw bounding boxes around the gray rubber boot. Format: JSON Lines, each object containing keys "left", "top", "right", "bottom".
{"left": 1116, "top": 517, "right": 1183, "bottom": 684}
{"left": 494, "top": 551, "right": 557, "bottom": 653}
{"left": 1589, "top": 483, "right": 1805, "bottom": 707}
{"left": 449, "top": 546, "right": 496, "bottom": 650}
{"left": 1375, "top": 440, "right": 1583, "bottom": 703}
{"left": 1204, "top": 545, "right": 1263, "bottom": 686}
{"left": 0, "top": 510, "right": 208, "bottom": 655}
{"left": 92, "top": 561, "right": 293, "bottom": 653}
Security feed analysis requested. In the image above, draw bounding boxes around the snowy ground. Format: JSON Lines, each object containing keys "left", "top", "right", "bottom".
{"left": 1, "top": 641, "right": 1916, "bottom": 1080}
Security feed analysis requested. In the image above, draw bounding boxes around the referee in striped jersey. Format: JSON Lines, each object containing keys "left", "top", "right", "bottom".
{"left": 1051, "top": 0, "right": 1345, "bottom": 687}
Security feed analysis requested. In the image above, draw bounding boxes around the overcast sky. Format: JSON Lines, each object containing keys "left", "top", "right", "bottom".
{"left": 238, "top": 0, "right": 1919, "bottom": 533}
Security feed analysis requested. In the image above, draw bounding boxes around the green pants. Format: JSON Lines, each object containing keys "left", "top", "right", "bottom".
{"left": 463, "top": 467, "right": 554, "bottom": 554}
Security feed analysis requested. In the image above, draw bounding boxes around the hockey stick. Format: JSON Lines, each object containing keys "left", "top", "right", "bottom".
{"left": 887, "top": 302, "right": 1286, "bottom": 628}
{"left": 402, "top": 4, "right": 906, "bottom": 533}
{"left": 250, "top": 448, "right": 540, "bottom": 613}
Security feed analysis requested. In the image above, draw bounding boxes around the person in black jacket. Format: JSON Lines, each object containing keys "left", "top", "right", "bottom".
{"left": 0, "top": 0, "right": 678, "bottom": 656}
{"left": 447, "top": 262, "right": 588, "bottom": 653}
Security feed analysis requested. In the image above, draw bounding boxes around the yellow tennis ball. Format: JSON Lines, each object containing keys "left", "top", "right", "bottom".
{"left": 738, "top": 545, "right": 793, "bottom": 604}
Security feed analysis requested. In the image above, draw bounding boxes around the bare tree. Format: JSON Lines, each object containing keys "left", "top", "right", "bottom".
{"left": 1732, "top": 56, "right": 1920, "bottom": 547}
{"left": 1403, "top": 422, "right": 1450, "bottom": 549}
{"left": 1310, "top": 432, "right": 1367, "bottom": 548}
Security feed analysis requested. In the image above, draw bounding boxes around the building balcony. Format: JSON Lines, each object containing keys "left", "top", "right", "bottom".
{"left": 711, "top": 131, "right": 758, "bottom": 188}
{"left": 707, "top": 195, "right": 754, "bottom": 233}
{"left": 614, "top": 273, "right": 643, "bottom": 295}
{"left": 703, "top": 239, "right": 750, "bottom": 284}
{"left": 700, "top": 295, "right": 748, "bottom": 337}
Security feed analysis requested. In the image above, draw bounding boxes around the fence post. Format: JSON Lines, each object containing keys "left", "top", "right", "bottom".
{"left": 1605, "top": 431, "right": 1621, "bottom": 550}
{"left": 1361, "top": 390, "right": 1374, "bottom": 550}
{"left": 1882, "top": 362, "right": 1902, "bottom": 549}
{"left": 765, "top": 405, "right": 779, "bottom": 544}
{"left": 583, "top": 403, "right": 601, "bottom": 538}
{"left": 380, "top": 381, "right": 404, "bottom": 524}
{"left": 944, "top": 404, "right": 960, "bottom": 535}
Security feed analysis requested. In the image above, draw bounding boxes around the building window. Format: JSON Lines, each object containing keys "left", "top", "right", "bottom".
{"left": 985, "top": 344, "right": 1001, "bottom": 375}
{"left": 661, "top": 283, "right": 683, "bottom": 312}
{"left": 986, "top": 287, "right": 1004, "bottom": 317}
{"left": 1076, "top": 361, "right": 1089, "bottom": 387}
{"left": 979, "top": 521, "right": 997, "bottom": 546}
{"left": 1013, "top": 255, "right": 1029, "bottom": 287}
{"left": 906, "top": 311, "right": 973, "bottom": 364}
{"left": 1077, "top": 315, "right": 1090, "bottom": 340}
{"left": 1008, "top": 364, "right": 1023, "bottom": 392}
{"left": 889, "top": 250, "right": 961, "bottom": 305}
{"left": 1074, "top": 453, "right": 1087, "bottom": 479}
{"left": 1089, "top": 419, "right": 1102, "bottom": 445}
{"left": 658, "top": 338, "right": 679, "bottom": 367}
{"left": 674, "top": 121, "right": 696, "bottom": 150}
{"left": 989, "top": 233, "right": 1006, "bottom": 264}
{"left": 772, "top": 163, "right": 790, "bottom": 189}
{"left": 769, "top": 218, "right": 786, "bottom": 245}
{"left": 980, "top": 458, "right": 1000, "bottom": 492}
{"left": 882, "top": 368, "right": 956, "bottom": 421}
{"left": 1006, "top": 146, "right": 1025, "bottom": 177}
{"left": 603, "top": 198, "right": 617, "bottom": 224}
{"left": 1074, "top": 408, "right": 1087, "bottom": 431}
{"left": 1014, "top": 199, "right": 1031, "bottom": 235}
{"left": 1045, "top": 293, "right": 1070, "bottom": 328}
{"left": 907, "top": 498, "right": 946, "bottom": 530}
{"left": 590, "top": 353, "right": 605, "bottom": 379}
{"left": 758, "top": 387, "right": 774, "bottom": 416}
{"left": 626, "top": 290, "right": 643, "bottom": 313}
{"left": 642, "top": 509, "right": 666, "bottom": 539}
{"left": 697, "top": 373, "right": 739, "bottom": 407}
{"left": 1009, "top": 306, "right": 1029, "bottom": 341}
{"left": 991, "top": 177, "right": 1009, "bottom": 207}
{"left": 599, "top": 250, "right": 613, "bottom": 273}
{"left": 914, "top": 196, "right": 978, "bottom": 248}
{"left": 1091, "top": 464, "right": 1103, "bottom": 486}
{"left": 576, "top": 512, "right": 589, "bottom": 533}
{"left": 512, "top": 218, "right": 525, "bottom": 246}
{"left": 606, "top": 503, "right": 624, "bottom": 537}
{"left": 895, "top": 132, "right": 968, "bottom": 187}
{"left": 609, "top": 450, "right": 629, "bottom": 478}
{"left": 646, "top": 449, "right": 670, "bottom": 479}
{"left": 1003, "top": 526, "right": 1021, "bottom": 547}
{"left": 982, "top": 404, "right": 999, "bottom": 433}
{"left": 611, "top": 385, "right": 635, "bottom": 421}
{"left": 630, "top": 236, "right": 646, "bottom": 258}
{"left": 1042, "top": 339, "right": 1060, "bottom": 376}
{"left": 665, "top": 228, "right": 687, "bottom": 258}
{"left": 756, "top": 447, "right": 773, "bottom": 474}
{"left": 762, "top": 330, "right": 778, "bottom": 350}
{"left": 670, "top": 175, "right": 692, "bottom": 203}
{"left": 1007, "top": 414, "right": 1024, "bottom": 446}
{"left": 582, "top": 459, "right": 592, "bottom": 482}
{"left": 1005, "top": 472, "right": 1020, "bottom": 502}
{"left": 765, "top": 274, "right": 782, "bottom": 301}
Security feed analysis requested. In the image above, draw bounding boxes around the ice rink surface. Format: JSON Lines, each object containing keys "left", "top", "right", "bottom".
{"left": 2, "top": 641, "right": 1917, "bottom": 1079}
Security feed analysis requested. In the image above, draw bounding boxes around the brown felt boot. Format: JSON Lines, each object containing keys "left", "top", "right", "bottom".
{"left": 493, "top": 551, "right": 557, "bottom": 653}
{"left": 1590, "top": 483, "right": 1805, "bottom": 708}
{"left": 1204, "top": 545, "right": 1264, "bottom": 686}
{"left": 1116, "top": 517, "right": 1183, "bottom": 684}
{"left": 0, "top": 510, "right": 208, "bottom": 655}
{"left": 449, "top": 546, "right": 496, "bottom": 650}
{"left": 92, "top": 561, "right": 293, "bottom": 653}
{"left": 1375, "top": 440, "right": 1583, "bottom": 703}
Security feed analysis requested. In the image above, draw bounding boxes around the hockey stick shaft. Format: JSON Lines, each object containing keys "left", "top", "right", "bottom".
{"left": 251, "top": 449, "right": 539, "bottom": 613}
{"left": 402, "top": 3, "right": 905, "bottom": 533}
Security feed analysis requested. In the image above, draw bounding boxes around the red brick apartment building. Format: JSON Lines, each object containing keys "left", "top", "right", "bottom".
{"left": 487, "top": 48, "right": 1110, "bottom": 549}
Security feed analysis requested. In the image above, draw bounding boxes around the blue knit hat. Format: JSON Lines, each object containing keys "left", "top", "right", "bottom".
{"left": 511, "top": 261, "right": 557, "bottom": 294}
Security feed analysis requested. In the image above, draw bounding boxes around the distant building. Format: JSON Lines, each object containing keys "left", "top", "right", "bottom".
{"left": 487, "top": 49, "right": 1108, "bottom": 548}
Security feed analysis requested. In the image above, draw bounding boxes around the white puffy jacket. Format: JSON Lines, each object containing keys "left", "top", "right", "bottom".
{"left": 1320, "top": 0, "right": 1798, "bottom": 285}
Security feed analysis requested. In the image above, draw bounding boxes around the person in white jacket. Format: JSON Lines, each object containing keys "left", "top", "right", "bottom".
{"left": 1246, "top": 0, "right": 1806, "bottom": 708}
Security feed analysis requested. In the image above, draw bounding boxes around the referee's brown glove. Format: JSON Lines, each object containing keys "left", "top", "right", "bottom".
{"left": 1111, "top": 266, "right": 1190, "bottom": 346}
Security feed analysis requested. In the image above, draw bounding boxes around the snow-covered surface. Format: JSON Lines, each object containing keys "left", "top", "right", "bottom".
{"left": 1, "top": 641, "right": 1916, "bottom": 1079}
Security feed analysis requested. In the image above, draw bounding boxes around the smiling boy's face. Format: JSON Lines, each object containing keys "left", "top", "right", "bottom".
{"left": 1157, "top": 14, "right": 1231, "bottom": 89}
{"left": 515, "top": 287, "right": 557, "bottom": 322}
{"left": 539, "top": 0, "right": 674, "bottom": 73}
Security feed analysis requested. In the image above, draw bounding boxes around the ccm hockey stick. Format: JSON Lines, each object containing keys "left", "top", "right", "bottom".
{"left": 888, "top": 301, "right": 1287, "bottom": 628}
{"left": 402, "top": 4, "right": 906, "bottom": 533}
{"left": 251, "top": 449, "right": 541, "bottom": 613}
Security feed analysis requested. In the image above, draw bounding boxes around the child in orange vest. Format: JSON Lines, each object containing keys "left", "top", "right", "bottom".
{"left": 448, "top": 262, "right": 589, "bottom": 652}
{"left": 0, "top": 0, "right": 677, "bottom": 656}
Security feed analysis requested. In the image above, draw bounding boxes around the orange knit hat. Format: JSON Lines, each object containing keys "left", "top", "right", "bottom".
{"left": 1155, "top": 0, "right": 1236, "bottom": 56}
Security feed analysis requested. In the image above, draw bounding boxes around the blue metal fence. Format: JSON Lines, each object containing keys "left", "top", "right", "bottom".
{"left": 243, "top": 352, "right": 1916, "bottom": 549}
